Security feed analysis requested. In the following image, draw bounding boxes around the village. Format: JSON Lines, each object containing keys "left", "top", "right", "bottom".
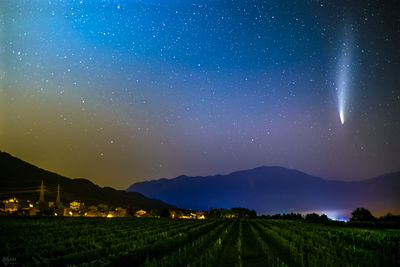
{"left": 0, "top": 181, "right": 208, "bottom": 219}
{"left": 0, "top": 196, "right": 209, "bottom": 219}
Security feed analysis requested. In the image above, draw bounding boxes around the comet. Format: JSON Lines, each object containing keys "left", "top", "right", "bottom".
{"left": 336, "top": 35, "right": 352, "bottom": 125}
{"left": 340, "top": 111, "right": 345, "bottom": 125}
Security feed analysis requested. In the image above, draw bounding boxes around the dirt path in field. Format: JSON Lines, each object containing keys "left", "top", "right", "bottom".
{"left": 215, "top": 220, "right": 240, "bottom": 267}
{"left": 241, "top": 220, "right": 267, "bottom": 266}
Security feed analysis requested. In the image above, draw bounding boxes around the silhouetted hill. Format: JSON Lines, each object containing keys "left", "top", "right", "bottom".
{"left": 0, "top": 151, "right": 171, "bottom": 209}
{"left": 128, "top": 166, "right": 400, "bottom": 217}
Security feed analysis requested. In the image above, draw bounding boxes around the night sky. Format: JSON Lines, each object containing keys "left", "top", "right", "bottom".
{"left": 1, "top": 0, "right": 399, "bottom": 189}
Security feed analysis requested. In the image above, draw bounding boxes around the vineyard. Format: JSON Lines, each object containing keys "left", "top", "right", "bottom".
{"left": 0, "top": 217, "right": 399, "bottom": 266}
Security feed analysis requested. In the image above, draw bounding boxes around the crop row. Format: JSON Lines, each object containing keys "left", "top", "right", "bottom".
{"left": 1, "top": 217, "right": 399, "bottom": 266}
{"left": 0, "top": 217, "right": 219, "bottom": 266}
{"left": 252, "top": 219, "right": 400, "bottom": 267}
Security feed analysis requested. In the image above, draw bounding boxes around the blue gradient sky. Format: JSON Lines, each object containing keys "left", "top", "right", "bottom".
{"left": 1, "top": 0, "right": 399, "bottom": 188}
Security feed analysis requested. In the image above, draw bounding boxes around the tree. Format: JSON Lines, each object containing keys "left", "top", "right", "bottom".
{"left": 230, "top": 207, "right": 256, "bottom": 218}
{"left": 305, "top": 213, "right": 329, "bottom": 222}
{"left": 160, "top": 208, "right": 171, "bottom": 218}
{"left": 305, "top": 213, "right": 320, "bottom": 221}
{"left": 380, "top": 212, "right": 400, "bottom": 222}
{"left": 350, "top": 208, "right": 375, "bottom": 221}
{"left": 320, "top": 214, "right": 329, "bottom": 222}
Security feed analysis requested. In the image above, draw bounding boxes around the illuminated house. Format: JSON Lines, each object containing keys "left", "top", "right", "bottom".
{"left": 196, "top": 212, "right": 206, "bottom": 219}
{"left": 70, "top": 201, "right": 83, "bottom": 211}
{"left": 3, "top": 198, "right": 19, "bottom": 212}
{"left": 106, "top": 207, "right": 127, "bottom": 218}
{"left": 169, "top": 210, "right": 177, "bottom": 218}
{"left": 114, "top": 207, "right": 127, "bottom": 217}
{"left": 85, "top": 211, "right": 100, "bottom": 217}
{"left": 29, "top": 208, "right": 39, "bottom": 216}
{"left": 84, "top": 205, "right": 102, "bottom": 217}
{"left": 225, "top": 213, "right": 237, "bottom": 219}
{"left": 64, "top": 208, "right": 81, "bottom": 217}
{"left": 169, "top": 209, "right": 184, "bottom": 219}
{"left": 135, "top": 209, "right": 147, "bottom": 217}
{"left": 19, "top": 200, "right": 39, "bottom": 216}
{"left": 177, "top": 211, "right": 205, "bottom": 219}
{"left": 63, "top": 208, "right": 71, "bottom": 216}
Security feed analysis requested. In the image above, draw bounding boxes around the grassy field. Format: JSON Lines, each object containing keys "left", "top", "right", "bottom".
{"left": 0, "top": 217, "right": 399, "bottom": 266}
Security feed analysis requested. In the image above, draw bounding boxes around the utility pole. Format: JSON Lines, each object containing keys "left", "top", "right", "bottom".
{"left": 39, "top": 180, "right": 45, "bottom": 202}
{"left": 56, "top": 184, "right": 60, "bottom": 203}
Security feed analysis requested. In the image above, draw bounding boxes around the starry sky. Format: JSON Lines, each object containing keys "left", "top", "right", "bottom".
{"left": 0, "top": 0, "right": 399, "bottom": 189}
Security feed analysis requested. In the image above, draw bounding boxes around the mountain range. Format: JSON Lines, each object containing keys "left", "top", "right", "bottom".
{"left": 128, "top": 166, "right": 400, "bottom": 217}
{"left": 0, "top": 151, "right": 171, "bottom": 210}
{"left": 2, "top": 150, "right": 398, "bottom": 218}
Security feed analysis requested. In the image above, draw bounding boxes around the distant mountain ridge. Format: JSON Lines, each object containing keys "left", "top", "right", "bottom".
{"left": 0, "top": 151, "right": 171, "bottom": 210}
{"left": 128, "top": 166, "right": 400, "bottom": 217}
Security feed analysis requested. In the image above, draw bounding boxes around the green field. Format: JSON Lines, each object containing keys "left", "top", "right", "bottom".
{"left": 0, "top": 217, "right": 399, "bottom": 266}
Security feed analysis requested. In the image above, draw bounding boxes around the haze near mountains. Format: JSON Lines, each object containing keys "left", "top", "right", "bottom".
{"left": 128, "top": 166, "right": 400, "bottom": 218}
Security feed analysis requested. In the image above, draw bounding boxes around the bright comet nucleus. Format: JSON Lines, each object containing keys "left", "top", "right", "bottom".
{"left": 340, "top": 111, "right": 345, "bottom": 125}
